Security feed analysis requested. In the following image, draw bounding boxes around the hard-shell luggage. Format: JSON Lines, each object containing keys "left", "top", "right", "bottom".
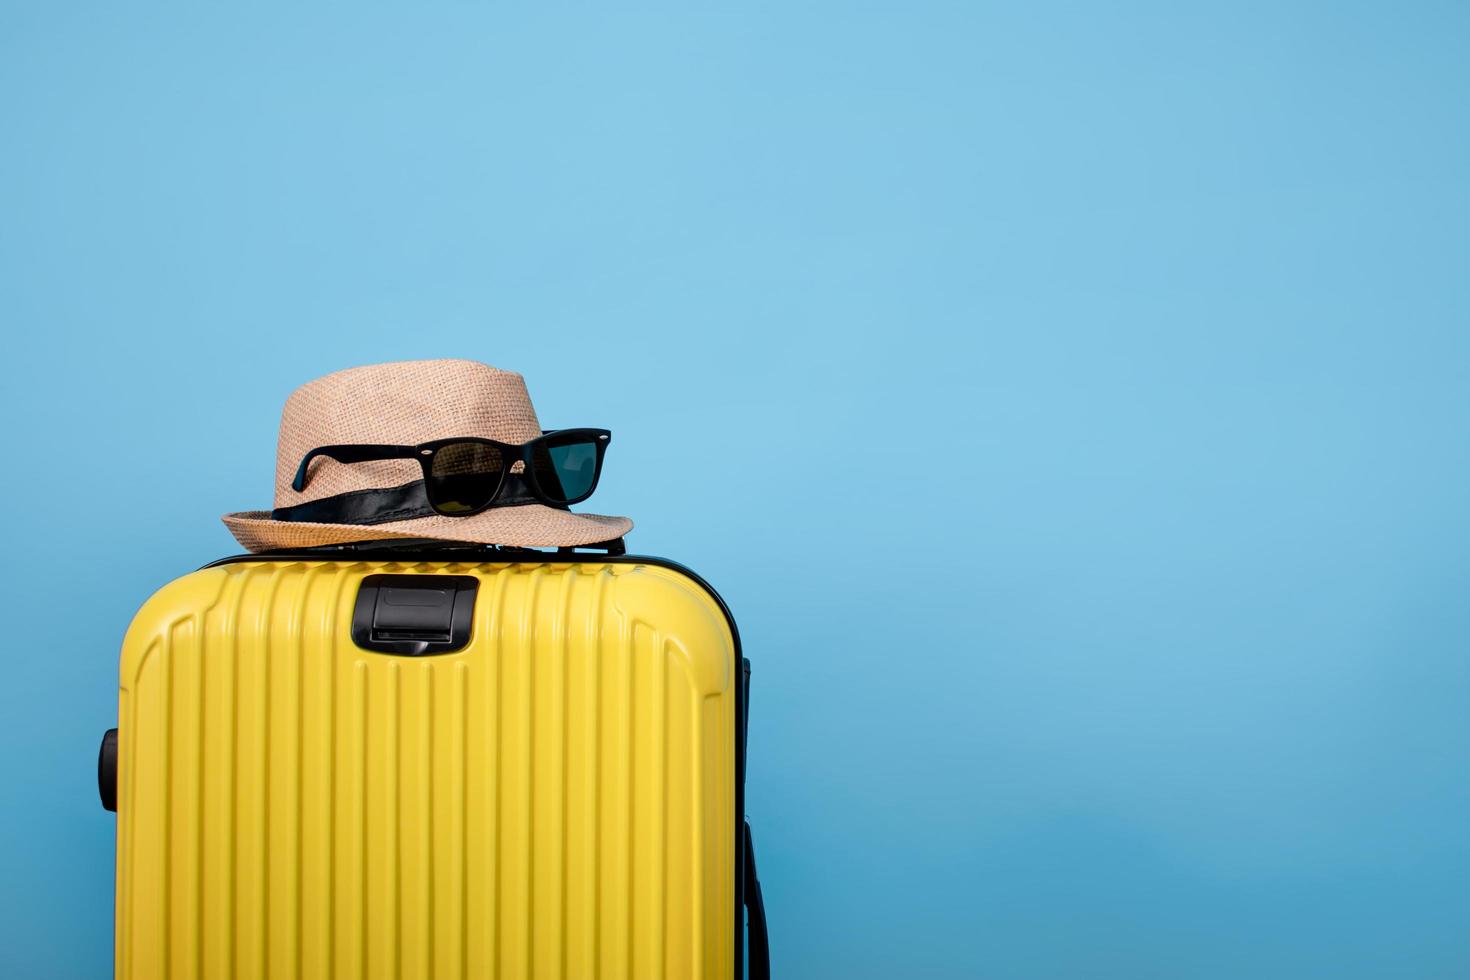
{"left": 99, "top": 544, "right": 769, "bottom": 979}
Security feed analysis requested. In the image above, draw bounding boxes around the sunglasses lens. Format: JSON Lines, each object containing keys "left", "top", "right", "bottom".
{"left": 427, "top": 442, "right": 504, "bottom": 513}
{"left": 532, "top": 434, "right": 603, "bottom": 503}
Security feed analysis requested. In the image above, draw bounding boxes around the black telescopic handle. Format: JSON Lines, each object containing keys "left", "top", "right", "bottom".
{"left": 744, "top": 820, "right": 770, "bottom": 979}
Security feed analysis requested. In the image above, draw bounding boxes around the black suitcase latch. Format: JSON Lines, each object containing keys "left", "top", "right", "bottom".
{"left": 351, "top": 574, "right": 479, "bottom": 655}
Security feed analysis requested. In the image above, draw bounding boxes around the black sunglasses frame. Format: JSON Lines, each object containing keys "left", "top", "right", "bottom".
{"left": 291, "top": 428, "right": 612, "bottom": 516}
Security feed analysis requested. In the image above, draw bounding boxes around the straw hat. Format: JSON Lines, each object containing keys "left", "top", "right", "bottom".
{"left": 222, "top": 359, "right": 633, "bottom": 552}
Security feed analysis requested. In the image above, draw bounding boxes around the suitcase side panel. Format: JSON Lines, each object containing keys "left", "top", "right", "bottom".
{"left": 116, "top": 560, "right": 736, "bottom": 980}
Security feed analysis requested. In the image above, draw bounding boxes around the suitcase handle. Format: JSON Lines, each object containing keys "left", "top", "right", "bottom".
{"left": 744, "top": 820, "right": 771, "bottom": 979}
{"left": 98, "top": 728, "right": 118, "bottom": 812}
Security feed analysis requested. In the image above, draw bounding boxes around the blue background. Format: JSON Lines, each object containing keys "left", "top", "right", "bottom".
{"left": 3, "top": 2, "right": 1468, "bottom": 977}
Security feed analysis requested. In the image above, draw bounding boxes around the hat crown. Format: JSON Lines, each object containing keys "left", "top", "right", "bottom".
{"left": 273, "top": 359, "right": 543, "bottom": 507}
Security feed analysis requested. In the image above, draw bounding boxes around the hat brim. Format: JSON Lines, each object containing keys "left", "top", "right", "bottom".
{"left": 222, "top": 504, "right": 633, "bottom": 553}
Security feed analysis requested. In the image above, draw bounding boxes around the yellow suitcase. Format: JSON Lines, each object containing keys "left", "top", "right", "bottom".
{"left": 99, "top": 547, "right": 769, "bottom": 979}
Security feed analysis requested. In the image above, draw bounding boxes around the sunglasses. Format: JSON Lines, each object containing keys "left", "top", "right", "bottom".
{"left": 291, "top": 428, "right": 611, "bottom": 517}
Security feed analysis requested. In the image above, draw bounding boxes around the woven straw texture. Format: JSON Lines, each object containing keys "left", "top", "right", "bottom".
{"left": 222, "top": 359, "right": 633, "bottom": 551}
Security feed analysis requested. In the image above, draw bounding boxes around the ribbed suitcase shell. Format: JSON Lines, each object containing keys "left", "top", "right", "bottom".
{"left": 114, "top": 557, "right": 739, "bottom": 979}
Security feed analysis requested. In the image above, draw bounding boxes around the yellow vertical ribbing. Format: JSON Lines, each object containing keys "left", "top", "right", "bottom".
{"left": 116, "top": 560, "right": 736, "bottom": 980}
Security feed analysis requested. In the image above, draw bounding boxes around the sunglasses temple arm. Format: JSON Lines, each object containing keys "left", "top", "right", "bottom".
{"left": 291, "top": 445, "right": 420, "bottom": 492}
